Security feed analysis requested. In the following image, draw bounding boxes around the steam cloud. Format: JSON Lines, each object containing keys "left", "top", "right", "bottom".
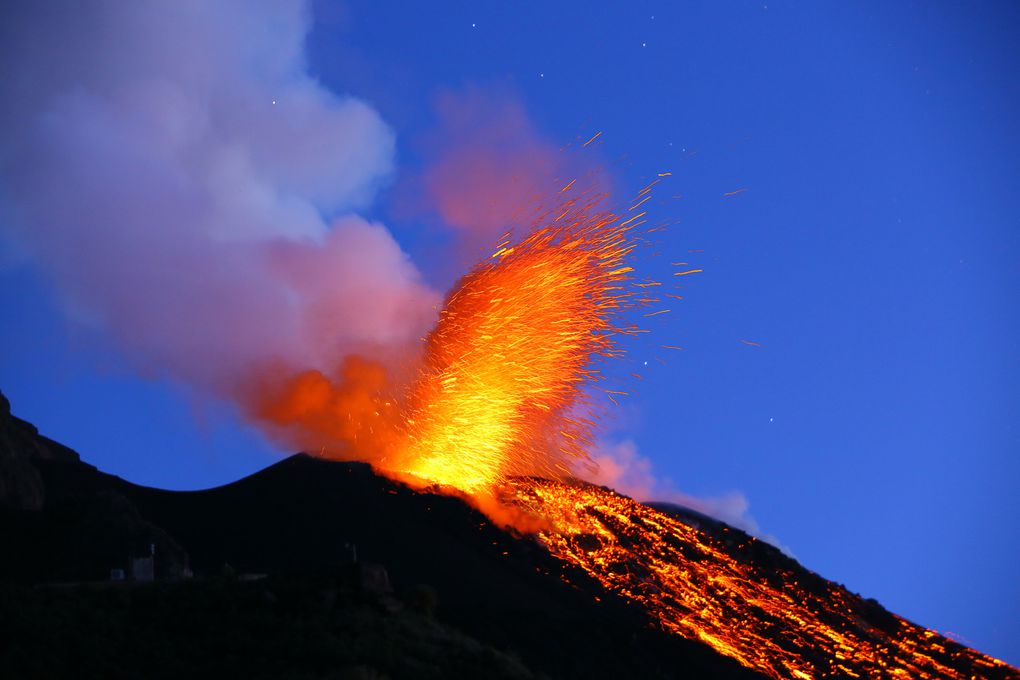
{"left": 585, "top": 440, "right": 792, "bottom": 554}
{"left": 420, "top": 89, "right": 566, "bottom": 246}
{"left": 0, "top": 0, "right": 438, "bottom": 396}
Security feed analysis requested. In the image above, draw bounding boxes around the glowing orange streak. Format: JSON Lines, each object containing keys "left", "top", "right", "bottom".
{"left": 501, "top": 479, "right": 1017, "bottom": 680}
{"left": 630, "top": 194, "right": 653, "bottom": 210}
{"left": 387, "top": 192, "right": 647, "bottom": 492}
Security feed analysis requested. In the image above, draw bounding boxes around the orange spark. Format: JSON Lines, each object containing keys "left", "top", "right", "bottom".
{"left": 501, "top": 479, "right": 1014, "bottom": 680}
{"left": 388, "top": 192, "right": 646, "bottom": 492}
{"left": 630, "top": 194, "right": 653, "bottom": 210}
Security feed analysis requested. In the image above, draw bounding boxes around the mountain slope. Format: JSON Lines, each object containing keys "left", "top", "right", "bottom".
{"left": 0, "top": 392, "right": 761, "bottom": 680}
{"left": 114, "top": 454, "right": 763, "bottom": 680}
{"left": 2, "top": 392, "right": 1015, "bottom": 679}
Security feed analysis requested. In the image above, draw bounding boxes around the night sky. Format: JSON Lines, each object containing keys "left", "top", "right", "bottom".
{"left": 2, "top": 1, "right": 1018, "bottom": 665}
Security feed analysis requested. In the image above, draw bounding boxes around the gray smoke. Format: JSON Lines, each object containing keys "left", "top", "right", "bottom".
{"left": 0, "top": 0, "right": 439, "bottom": 393}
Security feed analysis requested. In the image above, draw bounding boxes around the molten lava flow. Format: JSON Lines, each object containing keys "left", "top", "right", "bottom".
{"left": 384, "top": 192, "right": 643, "bottom": 492}
{"left": 502, "top": 478, "right": 1017, "bottom": 680}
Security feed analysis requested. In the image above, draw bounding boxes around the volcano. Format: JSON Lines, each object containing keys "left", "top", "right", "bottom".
{"left": 1, "top": 394, "right": 1015, "bottom": 680}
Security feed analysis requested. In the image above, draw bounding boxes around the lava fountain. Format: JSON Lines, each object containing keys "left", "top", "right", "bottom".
{"left": 384, "top": 190, "right": 646, "bottom": 491}
{"left": 252, "top": 185, "right": 652, "bottom": 488}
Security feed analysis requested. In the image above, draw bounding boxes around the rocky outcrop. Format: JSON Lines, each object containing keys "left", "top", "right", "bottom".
{"left": 0, "top": 390, "right": 190, "bottom": 582}
{"left": 0, "top": 391, "right": 47, "bottom": 510}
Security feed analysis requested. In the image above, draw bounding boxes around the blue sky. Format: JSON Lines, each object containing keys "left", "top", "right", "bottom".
{"left": 2, "top": 0, "right": 1018, "bottom": 664}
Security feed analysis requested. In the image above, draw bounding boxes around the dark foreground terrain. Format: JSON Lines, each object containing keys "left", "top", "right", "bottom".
{"left": 0, "top": 570, "right": 540, "bottom": 680}
{"left": 0, "top": 392, "right": 762, "bottom": 680}
{"left": 5, "top": 392, "right": 1016, "bottom": 680}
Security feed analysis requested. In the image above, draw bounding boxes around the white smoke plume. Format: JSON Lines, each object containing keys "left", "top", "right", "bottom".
{"left": 586, "top": 440, "right": 792, "bottom": 554}
{"left": 0, "top": 1, "right": 439, "bottom": 395}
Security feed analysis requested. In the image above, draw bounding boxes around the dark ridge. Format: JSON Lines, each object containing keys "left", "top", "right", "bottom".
{"left": 0, "top": 393, "right": 762, "bottom": 680}
{"left": 114, "top": 453, "right": 763, "bottom": 679}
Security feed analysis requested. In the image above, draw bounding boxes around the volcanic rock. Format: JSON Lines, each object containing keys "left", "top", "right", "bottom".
{"left": 0, "top": 390, "right": 189, "bottom": 581}
{"left": 0, "top": 392, "right": 761, "bottom": 680}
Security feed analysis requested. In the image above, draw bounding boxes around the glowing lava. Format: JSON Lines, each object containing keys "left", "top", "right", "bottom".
{"left": 385, "top": 191, "right": 645, "bottom": 491}
{"left": 504, "top": 477, "right": 1018, "bottom": 680}
{"left": 248, "top": 185, "right": 651, "bottom": 484}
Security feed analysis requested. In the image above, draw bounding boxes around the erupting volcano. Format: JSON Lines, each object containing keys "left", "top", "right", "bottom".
{"left": 250, "top": 185, "right": 1017, "bottom": 679}
{"left": 255, "top": 185, "right": 651, "bottom": 490}
{"left": 391, "top": 191, "right": 644, "bottom": 491}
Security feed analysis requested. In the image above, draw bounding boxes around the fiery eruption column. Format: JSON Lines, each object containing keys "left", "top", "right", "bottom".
{"left": 386, "top": 192, "right": 643, "bottom": 491}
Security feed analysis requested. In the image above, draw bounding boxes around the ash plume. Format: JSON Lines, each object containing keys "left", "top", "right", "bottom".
{"left": 397, "top": 87, "right": 611, "bottom": 261}
{"left": 420, "top": 89, "right": 566, "bottom": 246}
{"left": 0, "top": 1, "right": 438, "bottom": 400}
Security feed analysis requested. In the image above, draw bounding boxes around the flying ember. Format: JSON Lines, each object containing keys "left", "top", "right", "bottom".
{"left": 248, "top": 183, "right": 650, "bottom": 485}
{"left": 384, "top": 190, "right": 644, "bottom": 491}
